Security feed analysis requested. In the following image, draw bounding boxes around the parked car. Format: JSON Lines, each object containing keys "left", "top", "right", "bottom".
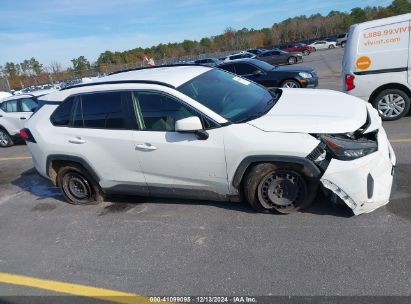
{"left": 0, "top": 94, "right": 38, "bottom": 147}
{"left": 281, "top": 43, "right": 313, "bottom": 56}
{"left": 194, "top": 58, "right": 220, "bottom": 67}
{"left": 343, "top": 13, "right": 411, "bottom": 121}
{"left": 256, "top": 49, "right": 303, "bottom": 65}
{"left": 247, "top": 48, "right": 267, "bottom": 55}
{"left": 217, "top": 58, "right": 318, "bottom": 88}
{"left": 308, "top": 40, "right": 337, "bottom": 51}
{"left": 223, "top": 52, "right": 256, "bottom": 62}
{"left": 336, "top": 33, "right": 348, "bottom": 48}
{"left": 23, "top": 65, "right": 395, "bottom": 215}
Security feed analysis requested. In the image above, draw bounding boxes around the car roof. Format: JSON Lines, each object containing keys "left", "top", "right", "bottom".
{"left": 38, "top": 65, "right": 213, "bottom": 102}
{"left": 0, "top": 94, "right": 36, "bottom": 103}
{"left": 99, "top": 65, "right": 211, "bottom": 87}
{"left": 354, "top": 13, "right": 411, "bottom": 30}
{"left": 218, "top": 58, "right": 276, "bottom": 71}
{"left": 229, "top": 51, "right": 253, "bottom": 56}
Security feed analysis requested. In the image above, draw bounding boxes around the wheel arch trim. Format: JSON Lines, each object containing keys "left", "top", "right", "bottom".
{"left": 231, "top": 155, "right": 322, "bottom": 189}
{"left": 46, "top": 154, "right": 101, "bottom": 185}
{"left": 369, "top": 83, "right": 411, "bottom": 104}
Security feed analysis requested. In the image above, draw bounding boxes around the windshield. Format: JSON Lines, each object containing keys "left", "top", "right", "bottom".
{"left": 177, "top": 69, "right": 280, "bottom": 123}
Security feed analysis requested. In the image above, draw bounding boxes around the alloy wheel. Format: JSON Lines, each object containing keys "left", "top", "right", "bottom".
{"left": 0, "top": 130, "right": 9, "bottom": 147}
{"left": 377, "top": 94, "right": 406, "bottom": 119}
{"left": 282, "top": 81, "right": 299, "bottom": 88}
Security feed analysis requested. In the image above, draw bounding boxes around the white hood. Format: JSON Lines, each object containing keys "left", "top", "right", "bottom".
{"left": 248, "top": 89, "right": 368, "bottom": 134}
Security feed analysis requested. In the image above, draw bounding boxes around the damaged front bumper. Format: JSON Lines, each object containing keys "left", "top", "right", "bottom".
{"left": 320, "top": 128, "right": 396, "bottom": 215}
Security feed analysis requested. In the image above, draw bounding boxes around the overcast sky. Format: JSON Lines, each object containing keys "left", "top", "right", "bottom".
{"left": 0, "top": 0, "right": 392, "bottom": 67}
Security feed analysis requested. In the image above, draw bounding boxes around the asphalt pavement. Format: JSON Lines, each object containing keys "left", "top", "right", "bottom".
{"left": 0, "top": 47, "right": 410, "bottom": 301}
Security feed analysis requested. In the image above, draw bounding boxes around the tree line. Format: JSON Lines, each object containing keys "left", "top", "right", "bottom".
{"left": 1, "top": 0, "right": 411, "bottom": 90}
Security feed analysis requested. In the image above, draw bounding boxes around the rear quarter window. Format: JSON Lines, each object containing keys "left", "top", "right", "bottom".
{"left": 50, "top": 98, "right": 75, "bottom": 126}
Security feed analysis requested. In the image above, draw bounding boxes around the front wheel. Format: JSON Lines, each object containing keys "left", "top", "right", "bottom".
{"left": 372, "top": 89, "right": 410, "bottom": 121}
{"left": 0, "top": 129, "right": 13, "bottom": 147}
{"left": 281, "top": 79, "right": 301, "bottom": 88}
{"left": 302, "top": 50, "right": 310, "bottom": 56}
{"left": 243, "top": 163, "right": 317, "bottom": 214}
{"left": 287, "top": 56, "right": 297, "bottom": 65}
{"left": 312, "top": 47, "right": 316, "bottom": 52}
{"left": 341, "top": 41, "right": 346, "bottom": 48}
{"left": 328, "top": 44, "right": 335, "bottom": 49}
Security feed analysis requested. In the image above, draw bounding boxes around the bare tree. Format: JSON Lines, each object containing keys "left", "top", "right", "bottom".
{"left": 49, "top": 61, "right": 62, "bottom": 75}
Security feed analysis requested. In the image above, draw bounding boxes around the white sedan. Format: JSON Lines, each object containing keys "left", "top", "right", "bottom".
{"left": 309, "top": 40, "right": 337, "bottom": 51}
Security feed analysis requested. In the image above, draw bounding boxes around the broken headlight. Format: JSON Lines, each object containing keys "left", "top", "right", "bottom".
{"left": 321, "top": 134, "right": 377, "bottom": 160}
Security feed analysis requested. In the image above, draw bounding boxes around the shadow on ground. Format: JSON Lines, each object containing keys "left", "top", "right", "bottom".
{"left": 11, "top": 168, "right": 355, "bottom": 218}
{"left": 386, "top": 164, "right": 411, "bottom": 221}
{"left": 11, "top": 168, "right": 65, "bottom": 203}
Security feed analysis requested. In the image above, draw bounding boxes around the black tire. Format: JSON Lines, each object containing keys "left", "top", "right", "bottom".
{"left": 328, "top": 44, "right": 335, "bottom": 49}
{"left": 341, "top": 41, "right": 346, "bottom": 48}
{"left": 281, "top": 79, "right": 301, "bottom": 88}
{"left": 312, "top": 47, "right": 316, "bottom": 52}
{"left": 0, "top": 128, "right": 14, "bottom": 147}
{"left": 243, "top": 163, "right": 318, "bottom": 214}
{"left": 302, "top": 50, "right": 310, "bottom": 56}
{"left": 57, "top": 164, "right": 104, "bottom": 205}
{"left": 287, "top": 56, "right": 297, "bottom": 65}
{"left": 371, "top": 89, "right": 410, "bottom": 121}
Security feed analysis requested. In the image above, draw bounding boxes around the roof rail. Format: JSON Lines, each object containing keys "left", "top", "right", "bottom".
{"left": 60, "top": 80, "right": 176, "bottom": 91}
{"left": 108, "top": 63, "right": 208, "bottom": 75}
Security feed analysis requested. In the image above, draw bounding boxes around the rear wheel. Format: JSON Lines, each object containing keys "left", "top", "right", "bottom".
{"left": 281, "top": 79, "right": 301, "bottom": 88}
{"left": 302, "top": 50, "right": 310, "bottom": 56}
{"left": 57, "top": 164, "right": 104, "bottom": 205}
{"left": 341, "top": 41, "right": 346, "bottom": 48}
{"left": 312, "top": 47, "right": 316, "bottom": 52}
{"left": 243, "top": 163, "right": 317, "bottom": 214}
{"left": 372, "top": 89, "right": 410, "bottom": 121}
{"left": 287, "top": 56, "right": 297, "bottom": 65}
{"left": 328, "top": 44, "right": 335, "bottom": 49}
{"left": 0, "top": 128, "right": 13, "bottom": 147}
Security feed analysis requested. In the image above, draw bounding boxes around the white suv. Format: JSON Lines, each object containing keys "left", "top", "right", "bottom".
{"left": 23, "top": 66, "right": 396, "bottom": 215}
{"left": 0, "top": 94, "right": 39, "bottom": 147}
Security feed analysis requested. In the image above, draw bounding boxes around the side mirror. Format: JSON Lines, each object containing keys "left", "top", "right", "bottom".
{"left": 175, "top": 116, "right": 209, "bottom": 140}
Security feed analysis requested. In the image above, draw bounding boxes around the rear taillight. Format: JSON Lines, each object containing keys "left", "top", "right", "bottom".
{"left": 20, "top": 128, "right": 36, "bottom": 143}
{"left": 345, "top": 74, "right": 355, "bottom": 91}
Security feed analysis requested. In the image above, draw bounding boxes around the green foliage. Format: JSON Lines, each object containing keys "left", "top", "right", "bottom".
{"left": 71, "top": 56, "right": 91, "bottom": 76}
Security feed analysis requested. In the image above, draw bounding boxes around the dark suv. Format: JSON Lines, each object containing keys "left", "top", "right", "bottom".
{"left": 218, "top": 58, "right": 318, "bottom": 89}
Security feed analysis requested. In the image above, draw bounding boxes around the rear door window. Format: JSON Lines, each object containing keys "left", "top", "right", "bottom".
{"left": 79, "top": 92, "right": 130, "bottom": 129}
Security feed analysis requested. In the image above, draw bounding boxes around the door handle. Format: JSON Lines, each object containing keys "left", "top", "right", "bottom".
{"left": 68, "top": 137, "right": 86, "bottom": 144}
{"left": 0, "top": 115, "right": 3, "bottom": 117}
{"left": 135, "top": 143, "right": 157, "bottom": 151}
{"left": 20, "top": 117, "right": 27, "bottom": 120}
